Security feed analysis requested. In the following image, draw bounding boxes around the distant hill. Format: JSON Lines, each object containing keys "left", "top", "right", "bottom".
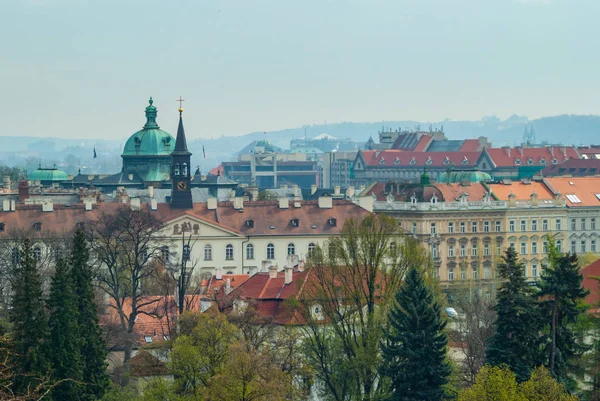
{"left": 2, "top": 114, "right": 600, "bottom": 173}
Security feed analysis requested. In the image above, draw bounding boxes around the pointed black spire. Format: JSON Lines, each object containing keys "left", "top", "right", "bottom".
{"left": 173, "top": 112, "right": 191, "bottom": 155}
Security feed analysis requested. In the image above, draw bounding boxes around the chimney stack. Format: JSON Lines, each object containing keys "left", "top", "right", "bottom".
{"left": 248, "top": 186, "right": 259, "bottom": 201}
{"left": 147, "top": 185, "right": 154, "bottom": 198}
{"left": 279, "top": 196, "right": 289, "bottom": 209}
{"left": 284, "top": 266, "right": 293, "bottom": 285}
{"left": 334, "top": 185, "right": 341, "bottom": 195}
{"left": 18, "top": 180, "right": 29, "bottom": 202}
{"left": 268, "top": 264, "right": 278, "bottom": 279}
{"left": 216, "top": 267, "right": 223, "bottom": 280}
{"left": 224, "top": 278, "right": 232, "bottom": 295}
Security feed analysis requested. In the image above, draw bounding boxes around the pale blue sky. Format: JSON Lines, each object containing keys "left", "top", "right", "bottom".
{"left": 1, "top": 0, "right": 599, "bottom": 140}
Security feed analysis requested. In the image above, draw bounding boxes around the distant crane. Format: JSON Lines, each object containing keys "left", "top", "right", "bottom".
{"left": 523, "top": 124, "right": 536, "bottom": 147}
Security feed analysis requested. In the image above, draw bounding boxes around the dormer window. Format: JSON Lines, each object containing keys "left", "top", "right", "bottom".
{"left": 552, "top": 158, "right": 558, "bottom": 164}
{"left": 290, "top": 218, "right": 299, "bottom": 227}
{"left": 379, "top": 157, "right": 386, "bottom": 165}
{"left": 515, "top": 157, "right": 521, "bottom": 165}
{"left": 246, "top": 219, "right": 255, "bottom": 228}
{"left": 394, "top": 157, "right": 400, "bottom": 165}
{"left": 32, "top": 222, "right": 42, "bottom": 231}
{"left": 462, "top": 156, "right": 469, "bottom": 165}
{"left": 327, "top": 218, "right": 337, "bottom": 227}
{"left": 0, "top": 223, "right": 4, "bottom": 232}
{"left": 540, "top": 157, "right": 546, "bottom": 165}
{"left": 527, "top": 157, "right": 533, "bottom": 165}
{"left": 409, "top": 157, "right": 416, "bottom": 165}
{"left": 426, "top": 157, "right": 433, "bottom": 165}
{"left": 443, "top": 157, "right": 450, "bottom": 165}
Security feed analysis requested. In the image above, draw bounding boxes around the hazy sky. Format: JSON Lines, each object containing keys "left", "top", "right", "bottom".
{"left": 1, "top": 0, "right": 599, "bottom": 141}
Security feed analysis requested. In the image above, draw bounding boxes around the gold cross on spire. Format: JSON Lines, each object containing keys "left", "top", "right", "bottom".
{"left": 177, "top": 96, "right": 185, "bottom": 115}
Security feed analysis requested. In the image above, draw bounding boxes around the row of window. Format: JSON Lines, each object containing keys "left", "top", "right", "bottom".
{"left": 509, "top": 240, "right": 564, "bottom": 255}
{"left": 447, "top": 264, "right": 540, "bottom": 281}
{"left": 570, "top": 218, "right": 597, "bottom": 231}
{"left": 195, "top": 242, "right": 317, "bottom": 261}
{"left": 414, "top": 221, "right": 505, "bottom": 235}
{"left": 448, "top": 243, "right": 497, "bottom": 257}
{"left": 509, "top": 219, "right": 562, "bottom": 232}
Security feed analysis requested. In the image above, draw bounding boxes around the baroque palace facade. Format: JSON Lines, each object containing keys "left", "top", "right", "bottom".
{"left": 365, "top": 172, "right": 600, "bottom": 288}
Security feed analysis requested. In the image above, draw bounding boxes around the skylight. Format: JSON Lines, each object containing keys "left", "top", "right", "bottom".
{"left": 565, "top": 194, "right": 582, "bottom": 204}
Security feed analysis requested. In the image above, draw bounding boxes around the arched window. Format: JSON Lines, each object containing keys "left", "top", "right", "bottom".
{"left": 225, "top": 244, "right": 234, "bottom": 261}
{"left": 182, "top": 163, "right": 188, "bottom": 176}
{"left": 203, "top": 245, "right": 211, "bottom": 261}
{"left": 389, "top": 241, "right": 397, "bottom": 253}
{"left": 11, "top": 247, "right": 19, "bottom": 266}
{"left": 183, "top": 245, "right": 191, "bottom": 261}
{"left": 161, "top": 246, "right": 169, "bottom": 262}
{"left": 33, "top": 246, "right": 42, "bottom": 263}
{"left": 174, "top": 163, "right": 181, "bottom": 176}
{"left": 308, "top": 243, "right": 316, "bottom": 256}
{"left": 267, "top": 243, "right": 275, "bottom": 259}
{"left": 287, "top": 243, "right": 295, "bottom": 256}
{"left": 246, "top": 244, "right": 254, "bottom": 260}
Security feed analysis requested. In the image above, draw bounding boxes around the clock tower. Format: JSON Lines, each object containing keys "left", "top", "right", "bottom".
{"left": 170, "top": 104, "right": 193, "bottom": 209}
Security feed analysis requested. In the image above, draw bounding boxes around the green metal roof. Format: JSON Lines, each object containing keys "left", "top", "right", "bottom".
{"left": 122, "top": 98, "right": 175, "bottom": 157}
{"left": 28, "top": 166, "right": 69, "bottom": 181}
{"left": 438, "top": 170, "right": 492, "bottom": 184}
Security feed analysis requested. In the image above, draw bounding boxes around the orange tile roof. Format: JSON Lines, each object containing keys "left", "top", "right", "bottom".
{"left": 436, "top": 183, "right": 488, "bottom": 202}
{"left": 488, "top": 181, "right": 554, "bottom": 201}
{"left": 543, "top": 177, "right": 600, "bottom": 207}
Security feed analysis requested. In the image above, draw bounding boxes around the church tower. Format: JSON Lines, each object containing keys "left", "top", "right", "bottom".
{"left": 171, "top": 105, "right": 193, "bottom": 209}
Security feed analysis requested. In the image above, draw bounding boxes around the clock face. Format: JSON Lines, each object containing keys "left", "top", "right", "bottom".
{"left": 177, "top": 181, "right": 188, "bottom": 190}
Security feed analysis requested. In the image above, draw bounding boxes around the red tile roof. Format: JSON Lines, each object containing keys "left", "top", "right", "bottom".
{"left": 459, "top": 139, "right": 482, "bottom": 152}
{"left": 209, "top": 164, "right": 224, "bottom": 176}
{"left": 582, "top": 258, "right": 600, "bottom": 308}
{"left": 484, "top": 147, "right": 580, "bottom": 167}
{"left": 488, "top": 181, "right": 555, "bottom": 201}
{"left": 359, "top": 150, "right": 481, "bottom": 168}
{"left": 544, "top": 177, "right": 600, "bottom": 207}
{"left": 414, "top": 135, "right": 434, "bottom": 152}
{"left": 0, "top": 199, "right": 369, "bottom": 238}
{"left": 539, "top": 158, "right": 600, "bottom": 177}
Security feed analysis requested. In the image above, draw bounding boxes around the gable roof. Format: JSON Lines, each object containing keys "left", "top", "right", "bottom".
{"left": 543, "top": 177, "right": 600, "bottom": 207}
{"left": 483, "top": 147, "right": 580, "bottom": 168}
{"left": 357, "top": 150, "right": 481, "bottom": 168}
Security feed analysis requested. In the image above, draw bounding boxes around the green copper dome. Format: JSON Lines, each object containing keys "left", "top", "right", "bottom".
{"left": 122, "top": 98, "right": 175, "bottom": 157}
{"left": 438, "top": 170, "right": 492, "bottom": 184}
{"left": 28, "top": 165, "right": 69, "bottom": 182}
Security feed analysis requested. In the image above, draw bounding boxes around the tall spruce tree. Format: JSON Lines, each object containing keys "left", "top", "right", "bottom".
{"left": 9, "top": 238, "right": 49, "bottom": 395}
{"left": 47, "top": 256, "right": 82, "bottom": 400}
{"left": 381, "top": 267, "right": 451, "bottom": 401}
{"left": 538, "top": 250, "right": 589, "bottom": 388}
{"left": 486, "top": 246, "right": 542, "bottom": 382}
{"left": 70, "top": 227, "right": 109, "bottom": 400}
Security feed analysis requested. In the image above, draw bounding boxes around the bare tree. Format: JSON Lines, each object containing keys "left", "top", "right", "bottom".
{"left": 86, "top": 205, "right": 165, "bottom": 382}
{"left": 448, "top": 285, "right": 496, "bottom": 386}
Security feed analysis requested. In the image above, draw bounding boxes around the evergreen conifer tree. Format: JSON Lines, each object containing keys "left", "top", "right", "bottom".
{"left": 381, "top": 267, "right": 451, "bottom": 401}
{"left": 47, "top": 256, "right": 82, "bottom": 400}
{"left": 70, "top": 227, "right": 109, "bottom": 400}
{"left": 486, "top": 246, "right": 542, "bottom": 382}
{"left": 9, "top": 238, "right": 49, "bottom": 395}
{"left": 538, "top": 250, "right": 589, "bottom": 388}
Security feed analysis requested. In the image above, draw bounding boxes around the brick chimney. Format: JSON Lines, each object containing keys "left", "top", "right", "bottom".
{"left": 18, "top": 180, "right": 29, "bottom": 202}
